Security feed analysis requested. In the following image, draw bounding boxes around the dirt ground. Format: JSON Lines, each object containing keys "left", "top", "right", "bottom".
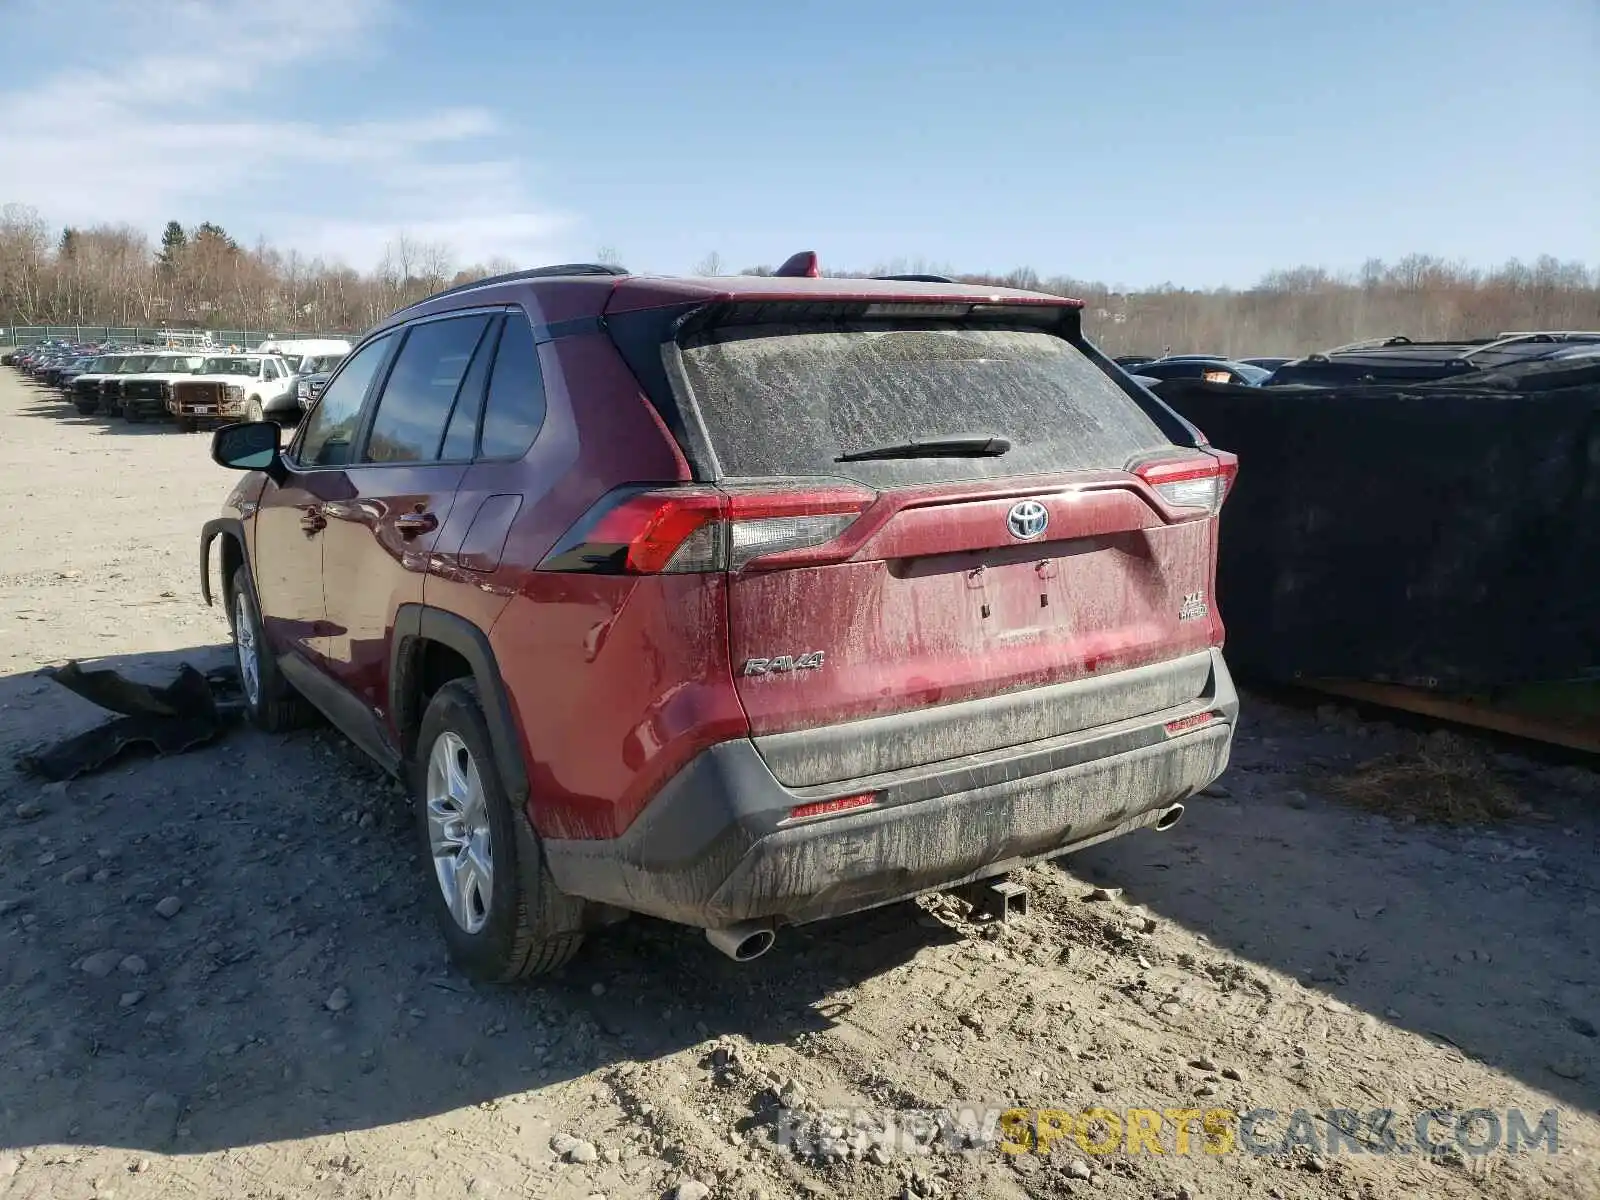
{"left": 0, "top": 366, "right": 1596, "bottom": 1200}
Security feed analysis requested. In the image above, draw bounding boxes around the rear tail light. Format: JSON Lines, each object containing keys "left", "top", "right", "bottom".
{"left": 1133, "top": 450, "right": 1238, "bottom": 516}
{"left": 540, "top": 486, "right": 875, "bottom": 575}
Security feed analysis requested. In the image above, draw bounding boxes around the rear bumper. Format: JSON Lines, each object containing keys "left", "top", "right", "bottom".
{"left": 543, "top": 648, "right": 1237, "bottom": 929}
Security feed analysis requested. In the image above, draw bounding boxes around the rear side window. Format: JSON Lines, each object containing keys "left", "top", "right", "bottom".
{"left": 439, "top": 317, "right": 502, "bottom": 461}
{"left": 362, "top": 315, "right": 493, "bottom": 464}
{"left": 298, "top": 333, "right": 394, "bottom": 467}
{"left": 677, "top": 323, "right": 1172, "bottom": 487}
{"left": 478, "top": 314, "right": 546, "bottom": 459}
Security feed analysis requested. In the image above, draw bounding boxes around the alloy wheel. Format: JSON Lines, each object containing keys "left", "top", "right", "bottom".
{"left": 233, "top": 590, "right": 261, "bottom": 707}
{"left": 425, "top": 731, "right": 494, "bottom": 934}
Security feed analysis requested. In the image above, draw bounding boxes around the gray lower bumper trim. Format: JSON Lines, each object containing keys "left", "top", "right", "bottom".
{"left": 756, "top": 648, "right": 1219, "bottom": 788}
{"left": 543, "top": 650, "right": 1237, "bottom": 928}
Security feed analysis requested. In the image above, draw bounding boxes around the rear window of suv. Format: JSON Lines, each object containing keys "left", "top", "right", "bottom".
{"left": 676, "top": 322, "right": 1173, "bottom": 487}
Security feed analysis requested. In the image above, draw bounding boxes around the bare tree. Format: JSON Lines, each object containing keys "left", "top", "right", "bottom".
{"left": 1, "top": 213, "right": 1595, "bottom": 353}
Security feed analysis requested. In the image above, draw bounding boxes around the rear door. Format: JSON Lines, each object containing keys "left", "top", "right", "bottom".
{"left": 316, "top": 310, "right": 497, "bottom": 714}
{"left": 670, "top": 313, "right": 1229, "bottom": 742}
{"left": 427, "top": 308, "right": 545, "bottom": 631}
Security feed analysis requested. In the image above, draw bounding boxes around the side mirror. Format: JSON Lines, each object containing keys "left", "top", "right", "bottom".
{"left": 212, "top": 420, "right": 287, "bottom": 484}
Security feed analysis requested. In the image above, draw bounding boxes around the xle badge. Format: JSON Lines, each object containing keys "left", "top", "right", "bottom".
{"left": 1178, "top": 591, "right": 1208, "bottom": 621}
{"left": 743, "top": 652, "right": 825, "bottom": 677}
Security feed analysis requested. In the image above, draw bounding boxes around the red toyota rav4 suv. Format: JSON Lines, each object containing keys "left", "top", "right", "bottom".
{"left": 202, "top": 258, "right": 1238, "bottom": 980}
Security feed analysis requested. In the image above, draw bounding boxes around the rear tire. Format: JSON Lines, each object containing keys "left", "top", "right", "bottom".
{"left": 413, "top": 679, "right": 583, "bottom": 981}
{"left": 226, "top": 562, "right": 311, "bottom": 732}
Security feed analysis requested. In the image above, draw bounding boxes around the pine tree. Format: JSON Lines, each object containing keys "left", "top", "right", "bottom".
{"left": 194, "top": 222, "right": 237, "bottom": 252}
{"left": 158, "top": 221, "right": 187, "bottom": 271}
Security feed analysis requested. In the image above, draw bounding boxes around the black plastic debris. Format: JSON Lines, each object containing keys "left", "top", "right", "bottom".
{"left": 19, "top": 660, "right": 243, "bottom": 781}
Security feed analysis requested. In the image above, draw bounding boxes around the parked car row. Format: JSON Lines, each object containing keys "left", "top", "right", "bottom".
{"left": 1116, "top": 331, "right": 1600, "bottom": 390}
{"left": 7, "top": 338, "right": 350, "bottom": 431}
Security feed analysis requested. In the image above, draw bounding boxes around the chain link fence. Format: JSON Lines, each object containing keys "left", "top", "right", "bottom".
{"left": 0, "top": 324, "right": 355, "bottom": 348}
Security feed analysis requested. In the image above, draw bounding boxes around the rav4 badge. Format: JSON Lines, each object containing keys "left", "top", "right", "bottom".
{"left": 743, "top": 652, "right": 825, "bottom": 677}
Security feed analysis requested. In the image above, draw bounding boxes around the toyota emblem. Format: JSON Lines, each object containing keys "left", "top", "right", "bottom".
{"left": 1006, "top": 499, "right": 1049, "bottom": 540}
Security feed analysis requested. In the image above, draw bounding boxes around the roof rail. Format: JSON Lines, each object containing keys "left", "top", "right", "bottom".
{"left": 1493, "top": 329, "right": 1600, "bottom": 339}
{"left": 1459, "top": 330, "right": 1600, "bottom": 361}
{"left": 410, "top": 262, "right": 629, "bottom": 306}
{"left": 1324, "top": 335, "right": 1414, "bottom": 354}
{"left": 874, "top": 273, "right": 956, "bottom": 283}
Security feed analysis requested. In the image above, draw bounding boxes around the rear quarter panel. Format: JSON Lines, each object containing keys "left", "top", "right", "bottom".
{"left": 425, "top": 331, "right": 712, "bottom": 839}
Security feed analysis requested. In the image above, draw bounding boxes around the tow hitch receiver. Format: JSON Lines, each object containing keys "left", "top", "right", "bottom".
{"left": 962, "top": 879, "right": 1030, "bottom": 924}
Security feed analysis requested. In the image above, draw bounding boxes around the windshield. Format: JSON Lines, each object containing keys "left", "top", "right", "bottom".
{"left": 116, "top": 356, "right": 154, "bottom": 373}
{"left": 200, "top": 357, "right": 259, "bottom": 376}
{"left": 302, "top": 354, "right": 345, "bottom": 374}
{"left": 677, "top": 322, "right": 1173, "bottom": 488}
{"left": 144, "top": 356, "right": 203, "bottom": 373}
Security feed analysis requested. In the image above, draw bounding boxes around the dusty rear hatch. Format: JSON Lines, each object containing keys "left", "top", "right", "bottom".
{"left": 601, "top": 288, "right": 1233, "bottom": 788}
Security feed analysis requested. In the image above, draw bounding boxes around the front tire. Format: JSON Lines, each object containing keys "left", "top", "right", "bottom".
{"left": 125, "top": 405, "right": 144, "bottom": 423}
{"left": 413, "top": 679, "right": 583, "bottom": 981}
{"left": 247, "top": 396, "right": 263, "bottom": 421}
{"left": 226, "top": 563, "right": 310, "bottom": 732}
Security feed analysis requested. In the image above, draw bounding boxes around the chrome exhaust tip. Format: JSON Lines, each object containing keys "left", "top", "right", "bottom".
{"left": 1154, "top": 802, "right": 1186, "bottom": 832}
{"left": 705, "top": 921, "right": 776, "bottom": 962}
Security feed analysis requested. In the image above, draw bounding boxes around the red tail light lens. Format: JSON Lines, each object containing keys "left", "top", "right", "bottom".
{"left": 787, "top": 792, "right": 878, "bottom": 821}
{"left": 541, "top": 486, "right": 875, "bottom": 575}
{"left": 1134, "top": 450, "right": 1238, "bottom": 515}
{"left": 1164, "top": 711, "right": 1221, "bottom": 736}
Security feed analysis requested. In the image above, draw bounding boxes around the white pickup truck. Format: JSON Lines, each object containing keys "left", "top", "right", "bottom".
{"left": 117, "top": 354, "right": 209, "bottom": 422}
{"left": 166, "top": 353, "right": 296, "bottom": 430}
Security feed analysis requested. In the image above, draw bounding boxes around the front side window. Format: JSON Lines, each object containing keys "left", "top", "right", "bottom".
{"left": 296, "top": 334, "right": 394, "bottom": 468}
{"left": 361, "top": 314, "right": 493, "bottom": 464}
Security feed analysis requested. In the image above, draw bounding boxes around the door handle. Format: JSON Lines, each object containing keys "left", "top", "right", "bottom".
{"left": 300, "top": 506, "right": 326, "bottom": 534}
{"left": 395, "top": 511, "right": 438, "bottom": 538}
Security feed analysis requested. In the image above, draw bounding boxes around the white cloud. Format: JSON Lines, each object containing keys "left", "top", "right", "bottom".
{"left": 0, "top": 0, "right": 571, "bottom": 269}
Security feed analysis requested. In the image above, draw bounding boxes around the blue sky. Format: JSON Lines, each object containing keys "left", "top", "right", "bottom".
{"left": 1, "top": 0, "right": 1595, "bottom": 285}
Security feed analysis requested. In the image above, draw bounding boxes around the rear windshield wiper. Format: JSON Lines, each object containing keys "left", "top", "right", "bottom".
{"left": 836, "top": 435, "right": 1012, "bottom": 463}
